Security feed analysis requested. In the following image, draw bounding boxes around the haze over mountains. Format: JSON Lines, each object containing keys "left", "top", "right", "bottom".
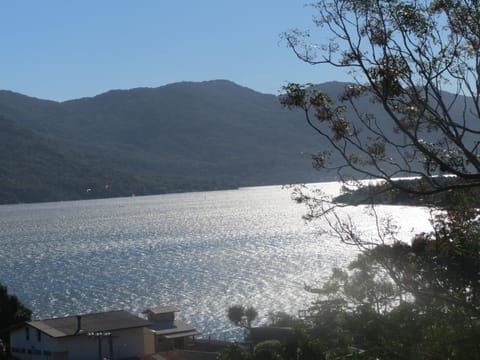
{"left": 1, "top": 80, "right": 339, "bottom": 204}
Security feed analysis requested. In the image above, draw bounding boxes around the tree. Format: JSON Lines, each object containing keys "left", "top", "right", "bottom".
{"left": 303, "top": 234, "right": 480, "bottom": 359}
{"left": 252, "top": 340, "right": 284, "bottom": 360}
{"left": 281, "top": 0, "right": 480, "bottom": 196}
{"left": 218, "top": 343, "right": 251, "bottom": 360}
{"left": 0, "top": 284, "right": 31, "bottom": 350}
{"left": 266, "top": 312, "right": 299, "bottom": 328}
{"left": 281, "top": 0, "right": 480, "bottom": 302}
{"left": 279, "top": 1, "right": 480, "bottom": 358}
{"left": 228, "top": 305, "right": 259, "bottom": 330}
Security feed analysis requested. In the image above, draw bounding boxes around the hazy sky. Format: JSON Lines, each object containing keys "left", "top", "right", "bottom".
{"left": 0, "top": 1, "right": 351, "bottom": 101}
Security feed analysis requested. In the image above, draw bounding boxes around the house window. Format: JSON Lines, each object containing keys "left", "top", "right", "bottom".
{"left": 25, "top": 327, "right": 30, "bottom": 341}
{"left": 37, "top": 329, "right": 42, "bottom": 342}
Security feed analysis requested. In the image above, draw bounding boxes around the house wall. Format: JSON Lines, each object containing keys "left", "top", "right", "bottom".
{"left": 108, "top": 327, "right": 147, "bottom": 359}
{"left": 155, "top": 336, "right": 174, "bottom": 352}
{"left": 10, "top": 325, "right": 148, "bottom": 360}
{"left": 10, "top": 324, "right": 58, "bottom": 360}
{"left": 143, "top": 329, "right": 156, "bottom": 356}
{"left": 146, "top": 311, "right": 175, "bottom": 323}
{"left": 58, "top": 333, "right": 110, "bottom": 360}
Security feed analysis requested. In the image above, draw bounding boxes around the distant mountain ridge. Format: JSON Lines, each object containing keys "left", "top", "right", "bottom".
{"left": 5, "top": 79, "right": 464, "bottom": 204}
{"left": 0, "top": 80, "right": 329, "bottom": 204}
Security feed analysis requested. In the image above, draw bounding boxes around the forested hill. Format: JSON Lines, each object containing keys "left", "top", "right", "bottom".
{"left": 0, "top": 80, "right": 334, "bottom": 204}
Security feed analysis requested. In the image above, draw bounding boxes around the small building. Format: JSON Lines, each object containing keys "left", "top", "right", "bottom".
{"left": 143, "top": 306, "right": 199, "bottom": 352}
{"left": 9, "top": 310, "right": 152, "bottom": 360}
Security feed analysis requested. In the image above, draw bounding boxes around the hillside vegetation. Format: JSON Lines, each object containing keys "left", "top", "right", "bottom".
{"left": 1, "top": 80, "right": 468, "bottom": 204}
{"left": 0, "top": 80, "right": 326, "bottom": 203}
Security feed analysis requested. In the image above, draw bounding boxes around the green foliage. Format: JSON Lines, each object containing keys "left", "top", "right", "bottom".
{"left": 0, "top": 284, "right": 31, "bottom": 347}
{"left": 283, "top": 0, "right": 480, "bottom": 193}
{"left": 0, "top": 115, "right": 234, "bottom": 204}
{"left": 228, "top": 305, "right": 258, "bottom": 329}
{"left": 218, "top": 343, "right": 251, "bottom": 360}
{"left": 218, "top": 341, "right": 287, "bottom": 360}
{"left": 0, "top": 340, "right": 6, "bottom": 360}
{"left": 298, "top": 206, "right": 480, "bottom": 359}
{"left": 279, "top": 0, "right": 480, "bottom": 358}
{"left": 0, "top": 81, "right": 331, "bottom": 204}
{"left": 267, "top": 312, "right": 299, "bottom": 328}
{"left": 334, "top": 177, "right": 480, "bottom": 208}
{"left": 253, "top": 340, "right": 284, "bottom": 360}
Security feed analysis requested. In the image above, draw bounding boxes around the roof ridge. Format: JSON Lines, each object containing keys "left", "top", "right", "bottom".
{"left": 29, "top": 309, "right": 125, "bottom": 322}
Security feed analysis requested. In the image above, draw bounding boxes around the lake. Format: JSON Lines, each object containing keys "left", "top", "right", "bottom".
{"left": 0, "top": 182, "right": 432, "bottom": 339}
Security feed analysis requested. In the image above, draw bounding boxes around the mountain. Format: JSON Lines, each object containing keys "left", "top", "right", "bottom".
{"left": 0, "top": 80, "right": 326, "bottom": 204}
{"left": 0, "top": 116, "right": 200, "bottom": 204}
{"left": 3, "top": 79, "right": 471, "bottom": 204}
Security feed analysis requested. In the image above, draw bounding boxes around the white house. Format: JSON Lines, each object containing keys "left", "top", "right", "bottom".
{"left": 9, "top": 310, "right": 153, "bottom": 360}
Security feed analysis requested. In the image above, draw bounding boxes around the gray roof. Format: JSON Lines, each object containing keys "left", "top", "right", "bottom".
{"left": 144, "top": 305, "right": 180, "bottom": 314}
{"left": 149, "top": 320, "right": 199, "bottom": 338}
{"left": 28, "top": 310, "right": 151, "bottom": 338}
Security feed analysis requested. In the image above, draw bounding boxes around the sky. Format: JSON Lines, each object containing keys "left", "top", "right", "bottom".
{"left": 0, "top": 1, "right": 351, "bottom": 101}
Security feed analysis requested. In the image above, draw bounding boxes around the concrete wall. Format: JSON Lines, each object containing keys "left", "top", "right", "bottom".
{"left": 109, "top": 327, "right": 147, "bottom": 359}
{"left": 143, "top": 329, "right": 156, "bottom": 356}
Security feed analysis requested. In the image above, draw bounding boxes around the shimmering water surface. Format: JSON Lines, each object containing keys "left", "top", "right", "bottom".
{"left": 0, "top": 183, "right": 431, "bottom": 339}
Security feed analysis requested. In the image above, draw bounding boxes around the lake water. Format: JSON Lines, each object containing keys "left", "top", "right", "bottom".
{"left": 0, "top": 182, "right": 432, "bottom": 339}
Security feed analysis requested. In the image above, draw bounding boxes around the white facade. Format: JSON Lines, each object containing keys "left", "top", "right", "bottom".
{"left": 10, "top": 324, "right": 148, "bottom": 360}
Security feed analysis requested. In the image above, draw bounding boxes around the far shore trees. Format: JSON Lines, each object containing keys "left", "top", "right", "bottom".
{"left": 275, "top": 0, "right": 480, "bottom": 358}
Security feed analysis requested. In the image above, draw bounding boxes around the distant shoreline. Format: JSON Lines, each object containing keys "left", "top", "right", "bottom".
{"left": 333, "top": 176, "right": 475, "bottom": 208}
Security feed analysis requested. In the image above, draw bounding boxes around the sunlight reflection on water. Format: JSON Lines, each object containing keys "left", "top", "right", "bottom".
{"left": 0, "top": 182, "right": 432, "bottom": 340}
